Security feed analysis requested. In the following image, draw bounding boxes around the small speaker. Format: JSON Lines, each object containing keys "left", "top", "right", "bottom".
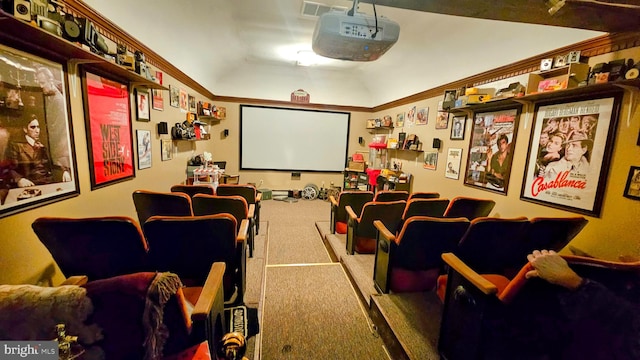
{"left": 433, "top": 138, "right": 441, "bottom": 149}
{"left": 158, "top": 122, "right": 168, "bottom": 134}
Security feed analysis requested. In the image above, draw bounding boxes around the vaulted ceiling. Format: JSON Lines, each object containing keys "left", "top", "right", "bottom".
{"left": 80, "top": 0, "right": 618, "bottom": 107}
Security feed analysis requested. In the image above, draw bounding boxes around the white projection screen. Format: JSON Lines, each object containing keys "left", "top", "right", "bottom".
{"left": 240, "top": 105, "right": 350, "bottom": 172}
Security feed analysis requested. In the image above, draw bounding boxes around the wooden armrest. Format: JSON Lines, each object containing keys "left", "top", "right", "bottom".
{"left": 256, "top": 193, "right": 262, "bottom": 202}
{"left": 236, "top": 219, "right": 249, "bottom": 244}
{"left": 192, "top": 262, "right": 226, "bottom": 321}
{"left": 61, "top": 275, "right": 88, "bottom": 286}
{"left": 442, "top": 253, "right": 498, "bottom": 295}
{"left": 247, "top": 204, "right": 256, "bottom": 218}
{"left": 345, "top": 205, "right": 358, "bottom": 220}
{"left": 329, "top": 195, "right": 338, "bottom": 206}
{"left": 374, "top": 220, "right": 395, "bottom": 242}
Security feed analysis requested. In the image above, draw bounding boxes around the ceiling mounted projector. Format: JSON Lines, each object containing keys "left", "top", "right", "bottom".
{"left": 311, "top": 4, "right": 400, "bottom": 62}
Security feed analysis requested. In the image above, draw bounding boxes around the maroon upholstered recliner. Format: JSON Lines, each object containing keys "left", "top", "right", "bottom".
{"left": 329, "top": 190, "right": 374, "bottom": 234}
{"left": 345, "top": 200, "right": 406, "bottom": 255}
{"left": 373, "top": 216, "right": 470, "bottom": 293}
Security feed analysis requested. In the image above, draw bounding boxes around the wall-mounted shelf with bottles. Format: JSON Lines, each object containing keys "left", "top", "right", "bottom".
{"left": 0, "top": 9, "right": 166, "bottom": 90}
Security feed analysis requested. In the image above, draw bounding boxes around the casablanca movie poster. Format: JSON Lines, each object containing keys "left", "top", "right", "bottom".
{"left": 84, "top": 72, "right": 134, "bottom": 189}
{"left": 521, "top": 96, "right": 619, "bottom": 216}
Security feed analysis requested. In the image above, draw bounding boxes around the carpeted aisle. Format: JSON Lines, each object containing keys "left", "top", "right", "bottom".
{"left": 258, "top": 199, "right": 390, "bottom": 359}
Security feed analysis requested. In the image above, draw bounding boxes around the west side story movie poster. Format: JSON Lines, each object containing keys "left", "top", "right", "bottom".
{"left": 84, "top": 72, "right": 134, "bottom": 189}
{"left": 521, "top": 96, "right": 618, "bottom": 216}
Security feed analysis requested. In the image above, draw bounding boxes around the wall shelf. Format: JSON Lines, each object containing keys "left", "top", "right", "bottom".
{"left": 0, "top": 10, "right": 166, "bottom": 90}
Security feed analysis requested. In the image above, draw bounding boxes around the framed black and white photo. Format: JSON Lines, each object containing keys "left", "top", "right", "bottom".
{"left": 169, "top": 85, "right": 179, "bottom": 108}
{"left": 450, "top": 115, "right": 466, "bottom": 140}
{"left": 464, "top": 107, "right": 520, "bottom": 194}
{"left": 0, "top": 44, "right": 79, "bottom": 217}
{"left": 520, "top": 92, "right": 622, "bottom": 216}
{"left": 161, "top": 139, "right": 173, "bottom": 161}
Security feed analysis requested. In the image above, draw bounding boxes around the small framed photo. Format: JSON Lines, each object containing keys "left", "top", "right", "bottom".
{"left": 396, "top": 112, "right": 405, "bottom": 127}
{"left": 436, "top": 111, "right": 449, "bottom": 129}
{"left": 135, "top": 89, "right": 150, "bottom": 121}
{"left": 624, "top": 166, "right": 640, "bottom": 200}
{"left": 450, "top": 115, "right": 466, "bottom": 140}
{"left": 161, "top": 139, "right": 173, "bottom": 161}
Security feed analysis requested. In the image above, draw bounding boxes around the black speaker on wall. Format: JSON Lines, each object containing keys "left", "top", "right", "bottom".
{"left": 433, "top": 138, "right": 441, "bottom": 149}
{"left": 158, "top": 122, "right": 168, "bottom": 134}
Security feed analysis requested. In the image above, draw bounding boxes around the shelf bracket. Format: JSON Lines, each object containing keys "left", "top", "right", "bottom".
{"left": 68, "top": 58, "right": 101, "bottom": 98}
{"left": 614, "top": 84, "right": 639, "bottom": 128}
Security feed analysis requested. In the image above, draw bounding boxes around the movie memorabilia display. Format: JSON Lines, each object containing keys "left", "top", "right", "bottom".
{"left": 188, "top": 94, "right": 196, "bottom": 112}
{"left": 82, "top": 71, "right": 135, "bottom": 189}
{"left": 406, "top": 106, "right": 416, "bottom": 126}
{"left": 445, "top": 148, "right": 462, "bottom": 180}
{"left": 423, "top": 151, "right": 438, "bottom": 170}
{"left": 169, "top": 85, "right": 179, "bottom": 108}
{"left": 0, "top": 44, "right": 79, "bottom": 218}
{"left": 135, "top": 89, "right": 150, "bottom": 121}
{"left": 624, "top": 166, "right": 640, "bottom": 200}
{"left": 152, "top": 71, "right": 164, "bottom": 111}
{"left": 136, "top": 130, "right": 152, "bottom": 170}
{"left": 450, "top": 115, "right": 466, "bottom": 140}
{"left": 464, "top": 107, "right": 520, "bottom": 194}
{"left": 521, "top": 93, "right": 622, "bottom": 216}
{"left": 161, "top": 139, "right": 173, "bottom": 161}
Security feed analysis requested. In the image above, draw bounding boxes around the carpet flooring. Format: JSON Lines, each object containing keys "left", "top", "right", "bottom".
{"left": 256, "top": 199, "right": 390, "bottom": 359}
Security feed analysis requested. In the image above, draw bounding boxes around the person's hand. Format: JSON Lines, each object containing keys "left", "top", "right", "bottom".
{"left": 62, "top": 171, "right": 71, "bottom": 182}
{"left": 17, "top": 178, "right": 34, "bottom": 187}
{"left": 526, "top": 250, "right": 584, "bottom": 290}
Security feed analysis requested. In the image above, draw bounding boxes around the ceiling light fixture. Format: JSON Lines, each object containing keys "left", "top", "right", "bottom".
{"left": 296, "top": 50, "right": 318, "bottom": 66}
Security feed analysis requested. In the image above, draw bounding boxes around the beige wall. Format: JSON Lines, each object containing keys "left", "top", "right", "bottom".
{"left": 2, "top": 44, "right": 639, "bottom": 285}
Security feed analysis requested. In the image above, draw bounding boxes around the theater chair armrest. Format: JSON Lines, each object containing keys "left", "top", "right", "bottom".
{"left": 345, "top": 205, "right": 358, "bottom": 220}
{"left": 329, "top": 195, "right": 338, "bottom": 207}
{"left": 247, "top": 204, "right": 255, "bottom": 218}
{"left": 192, "top": 262, "right": 226, "bottom": 321}
{"left": 236, "top": 219, "right": 249, "bottom": 245}
{"left": 256, "top": 193, "right": 262, "bottom": 202}
{"left": 61, "top": 275, "right": 88, "bottom": 286}
{"left": 442, "top": 253, "right": 498, "bottom": 295}
{"left": 373, "top": 220, "right": 395, "bottom": 243}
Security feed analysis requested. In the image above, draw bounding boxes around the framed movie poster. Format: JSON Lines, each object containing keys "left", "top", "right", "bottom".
{"left": 136, "top": 130, "right": 152, "bottom": 170}
{"left": 436, "top": 111, "right": 449, "bottom": 129}
{"left": 82, "top": 70, "right": 135, "bottom": 189}
{"left": 135, "top": 89, "right": 150, "bottom": 121}
{"left": 445, "top": 148, "right": 462, "bottom": 180}
{"left": 152, "top": 71, "right": 164, "bottom": 111}
{"left": 521, "top": 93, "right": 622, "bottom": 216}
{"left": 423, "top": 151, "right": 438, "bottom": 170}
{"left": 450, "top": 115, "right": 466, "bottom": 140}
{"left": 0, "top": 44, "right": 79, "bottom": 218}
{"left": 464, "top": 107, "right": 520, "bottom": 194}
